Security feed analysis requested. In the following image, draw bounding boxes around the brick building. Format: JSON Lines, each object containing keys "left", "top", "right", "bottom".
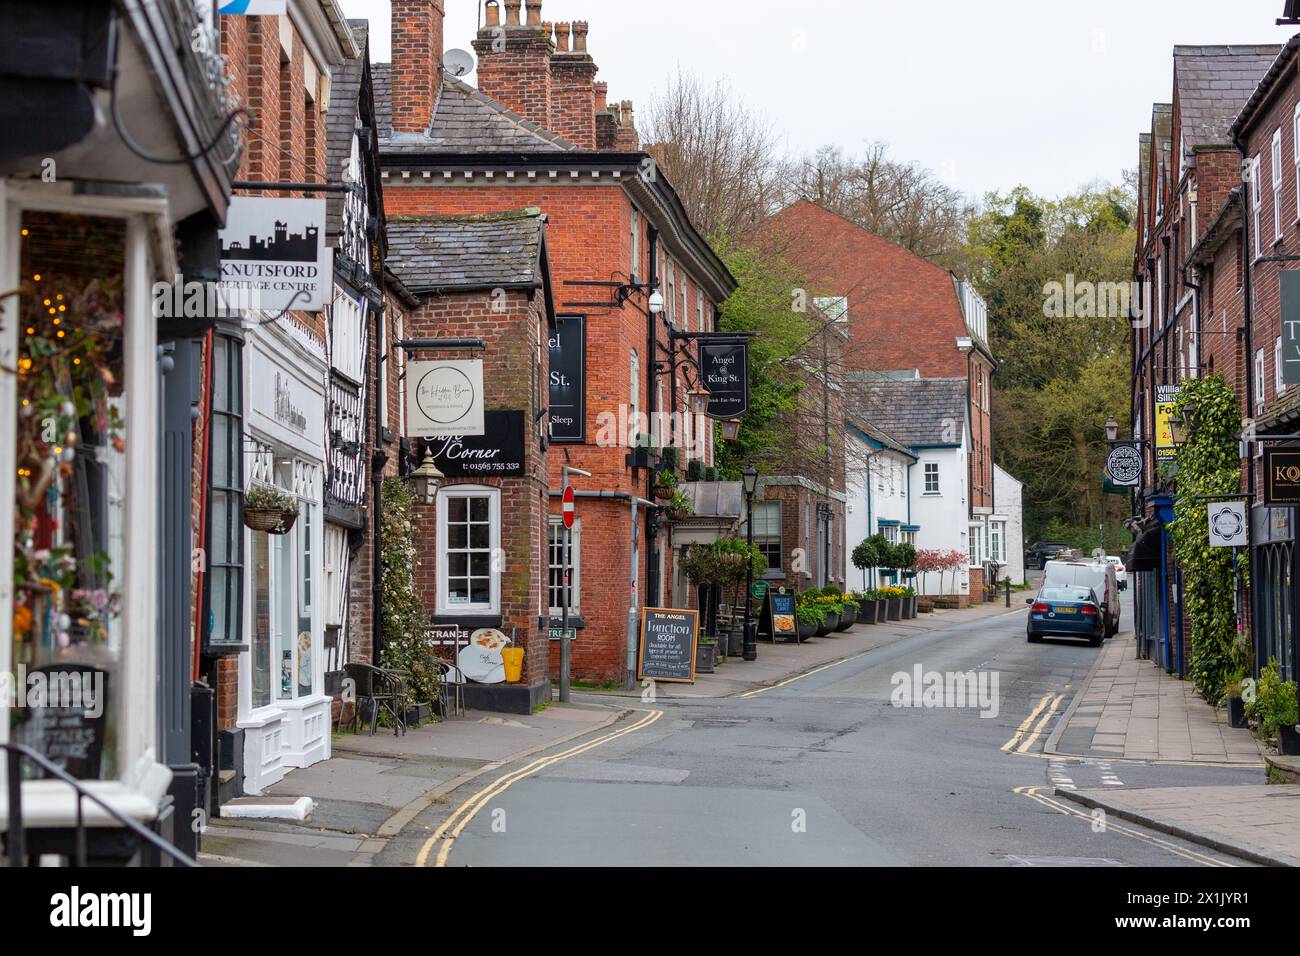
{"left": 376, "top": 0, "right": 736, "bottom": 686}
{"left": 751, "top": 200, "right": 1000, "bottom": 596}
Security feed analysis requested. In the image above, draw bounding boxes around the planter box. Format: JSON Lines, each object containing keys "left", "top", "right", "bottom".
{"left": 905, "top": 596, "right": 917, "bottom": 618}
{"left": 1279, "top": 724, "right": 1300, "bottom": 756}
{"left": 696, "top": 642, "right": 716, "bottom": 674}
{"left": 835, "top": 605, "right": 856, "bottom": 631}
{"left": 885, "top": 599, "right": 902, "bottom": 621}
{"left": 815, "top": 612, "right": 839, "bottom": 637}
{"left": 1227, "top": 696, "right": 1247, "bottom": 729}
{"left": 933, "top": 595, "right": 962, "bottom": 609}
{"left": 856, "top": 599, "right": 878, "bottom": 623}
{"left": 728, "top": 626, "right": 744, "bottom": 658}
{"left": 796, "top": 619, "right": 818, "bottom": 642}
{"left": 916, "top": 597, "right": 936, "bottom": 614}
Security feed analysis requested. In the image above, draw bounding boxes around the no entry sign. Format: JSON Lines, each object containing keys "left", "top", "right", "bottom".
{"left": 562, "top": 485, "right": 575, "bottom": 528}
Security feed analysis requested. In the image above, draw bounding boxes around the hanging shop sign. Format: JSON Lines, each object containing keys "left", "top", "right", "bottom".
{"left": 219, "top": 1, "right": 288, "bottom": 13}
{"left": 425, "top": 410, "right": 524, "bottom": 477}
{"left": 1207, "top": 501, "right": 1248, "bottom": 547}
{"left": 1154, "top": 385, "right": 1180, "bottom": 462}
{"left": 548, "top": 315, "right": 586, "bottom": 443}
{"left": 637, "top": 608, "right": 699, "bottom": 683}
{"left": 218, "top": 196, "right": 331, "bottom": 312}
{"left": 1263, "top": 447, "right": 1300, "bottom": 506}
{"left": 407, "top": 359, "right": 485, "bottom": 438}
{"left": 700, "top": 338, "right": 749, "bottom": 419}
{"left": 1281, "top": 271, "right": 1300, "bottom": 386}
{"left": 1105, "top": 443, "right": 1142, "bottom": 487}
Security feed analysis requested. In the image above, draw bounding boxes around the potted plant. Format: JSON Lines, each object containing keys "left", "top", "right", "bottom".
{"left": 902, "top": 585, "right": 918, "bottom": 619}
{"left": 826, "top": 587, "right": 856, "bottom": 631}
{"left": 879, "top": 585, "right": 905, "bottom": 620}
{"left": 1247, "top": 659, "right": 1300, "bottom": 754}
{"left": 814, "top": 596, "right": 840, "bottom": 636}
{"left": 851, "top": 536, "right": 880, "bottom": 592}
{"left": 852, "top": 590, "right": 879, "bottom": 624}
{"left": 653, "top": 467, "right": 677, "bottom": 501}
{"left": 1224, "top": 670, "right": 1248, "bottom": 729}
{"left": 666, "top": 489, "right": 693, "bottom": 521}
{"left": 696, "top": 637, "right": 716, "bottom": 674}
{"left": 244, "top": 485, "right": 299, "bottom": 534}
{"left": 795, "top": 600, "right": 825, "bottom": 642}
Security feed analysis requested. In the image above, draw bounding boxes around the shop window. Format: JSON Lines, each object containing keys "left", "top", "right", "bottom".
{"left": 438, "top": 487, "right": 501, "bottom": 614}
{"left": 548, "top": 517, "right": 581, "bottom": 614}
{"left": 205, "top": 332, "right": 245, "bottom": 650}
{"left": 744, "top": 500, "right": 783, "bottom": 573}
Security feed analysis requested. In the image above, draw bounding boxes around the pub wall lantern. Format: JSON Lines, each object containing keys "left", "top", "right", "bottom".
{"left": 687, "top": 387, "right": 710, "bottom": 416}
{"left": 719, "top": 419, "right": 741, "bottom": 441}
{"left": 410, "top": 446, "right": 444, "bottom": 505}
{"left": 1105, "top": 416, "right": 1119, "bottom": 443}
{"left": 648, "top": 290, "right": 665, "bottom": 315}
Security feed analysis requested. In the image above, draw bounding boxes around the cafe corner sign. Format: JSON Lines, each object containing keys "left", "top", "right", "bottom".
{"left": 1263, "top": 446, "right": 1300, "bottom": 506}
{"left": 407, "top": 359, "right": 485, "bottom": 438}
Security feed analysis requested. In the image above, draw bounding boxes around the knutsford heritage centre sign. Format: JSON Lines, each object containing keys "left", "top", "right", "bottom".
{"left": 218, "top": 196, "right": 331, "bottom": 312}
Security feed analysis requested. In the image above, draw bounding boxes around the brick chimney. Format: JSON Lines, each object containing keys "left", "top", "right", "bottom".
{"left": 549, "top": 21, "right": 597, "bottom": 147}
{"left": 473, "top": 0, "right": 554, "bottom": 131}
{"left": 609, "top": 100, "right": 639, "bottom": 150}
{"left": 390, "top": 0, "right": 446, "bottom": 133}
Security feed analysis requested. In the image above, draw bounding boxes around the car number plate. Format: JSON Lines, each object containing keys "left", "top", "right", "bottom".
{"left": 1053, "top": 606, "right": 1077, "bottom": 615}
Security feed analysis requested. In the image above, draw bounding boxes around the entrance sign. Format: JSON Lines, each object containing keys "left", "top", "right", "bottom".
{"left": 407, "top": 360, "right": 485, "bottom": 438}
{"left": 1281, "top": 271, "right": 1300, "bottom": 386}
{"left": 700, "top": 339, "right": 749, "bottom": 419}
{"left": 1207, "top": 501, "right": 1248, "bottom": 547}
{"left": 1263, "top": 447, "right": 1300, "bottom": 505}
{"left": 1154, "top": 385, "right": 1180, "bottom": 462}
{"left": 548, "top": 315, "right": 586, "bottom": 442}
{"left": 219, "top": 196, "right": 331, "bottom": 312}
{"left": 1105, "top": 444, "right": 1142, "bottom": 487}
{"left": 637, "top": 608, "right": 699, "bottom": 683}
{"left": 425, "top": 410, "right": 524, "bottom": 476}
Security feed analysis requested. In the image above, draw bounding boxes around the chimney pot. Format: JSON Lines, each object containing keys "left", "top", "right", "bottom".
{"left": 504, "top": 0, "right": 521, "bottom": 26}
{"left": 484, "top": 0, "right": 500, "bottom": 28}
{"left": 571, "top": 21, "right": 588, "bottom": 53}
{"left": 554, "top": 21, "right": 570, "bottom": 52}
{"left": 525, "top": 0, "right": 542, "bottom": 28}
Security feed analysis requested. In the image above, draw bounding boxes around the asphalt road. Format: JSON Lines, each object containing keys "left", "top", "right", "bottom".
{"left": 392, "top": 599, "right": 1259, "bottom": 867}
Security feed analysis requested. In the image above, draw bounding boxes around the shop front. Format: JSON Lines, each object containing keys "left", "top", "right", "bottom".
{"left": 1251, "top": 504, "right": 1295, "bottom": 681}
{"left": 237, "top": 323, "right": 330, "bottom": 794}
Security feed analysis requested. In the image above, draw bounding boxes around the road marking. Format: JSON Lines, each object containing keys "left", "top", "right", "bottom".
{"left": 1012, "top": 786, "right": 1231, "bottom": 867}
{"left": 416, "top": 708, "right": 664, "bottom": 867}
{"left": 1001, "top": 691, "right": 1055, "bottom": 752}
{"left": 1048, "top": 759, "right": 1076, "bottom": 790}
{"left": 736, "top": 653, "right": 871, "bottom": 698}
{"left": 1097, "top": 761, "right": 1125, "bottom": 787}
{"left": 1016, "top": 693, "right": 1065, "bottom": 754}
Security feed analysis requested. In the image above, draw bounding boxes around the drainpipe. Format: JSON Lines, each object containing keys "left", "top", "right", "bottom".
{"left": 646, "top": 227, "right": 660, "bottom": 609}
{"left": 1232, "top": 130, "right": 1259, "bottom": 672}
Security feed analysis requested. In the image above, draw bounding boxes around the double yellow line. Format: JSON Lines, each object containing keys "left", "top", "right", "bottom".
{"left": 1013, "top": 786, "right": 1231, "bottom": 867}
{"left": 415, "top": 708, "right": 663, "bottom": 867}
{"left": 1001, "top": 689, "right": 1066, "bottom": 753}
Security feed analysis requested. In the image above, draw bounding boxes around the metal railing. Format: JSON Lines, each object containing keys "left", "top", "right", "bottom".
{"left": 2, "top": 743, "right": 197, "bottom": 868}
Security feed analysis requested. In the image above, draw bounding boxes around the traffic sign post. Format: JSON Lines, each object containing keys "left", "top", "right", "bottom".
{"left": 558, "top": 468, "right": 590, "bottom": 703}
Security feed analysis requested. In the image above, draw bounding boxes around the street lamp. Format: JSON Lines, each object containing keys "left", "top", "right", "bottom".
{"left": 1105, "top": 416, "right": 1120, "bottom": 443}
{"left": 687, "top": 387, "right": 710, "bottom": 416}
{"left": 648, "top": 289, "right": 664, "bottom": 315}
{"left": 410, "top": 446, "right": 444, "bottom": 505}
{"left": 741, "top": 466, "right": 760, "bottom": 662}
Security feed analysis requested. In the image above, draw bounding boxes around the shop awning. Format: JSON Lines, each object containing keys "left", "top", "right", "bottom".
{"left": 1127, "top": 526, "right": 1162, "bottom": 572}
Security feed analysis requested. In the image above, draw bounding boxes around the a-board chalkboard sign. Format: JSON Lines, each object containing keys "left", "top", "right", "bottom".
{"left": 765, "top": 590, "right": 798, "bottom": 642}
{"left": 637, "top": 607, "right": 698, "bottom": 683}
{"left": 15, "top": 664, "right": 109, "bottom": 780}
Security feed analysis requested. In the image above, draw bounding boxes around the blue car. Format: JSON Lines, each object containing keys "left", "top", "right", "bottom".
{"left": 1026, "top": 586, "right": 1105, "bottom": 646}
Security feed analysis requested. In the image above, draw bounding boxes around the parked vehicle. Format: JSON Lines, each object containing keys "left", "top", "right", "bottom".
{"left": 1105, "top": 555, "right": 1127, "bottom": 590}
{"left": 1041, "top": 559, "right": 1120, "bottom": 637}
{"left": 1026, "top": 585, "right": 1106, "bottom": 646}
{"left": 1024, "top": 541, "right": 1070, "bottom": 570}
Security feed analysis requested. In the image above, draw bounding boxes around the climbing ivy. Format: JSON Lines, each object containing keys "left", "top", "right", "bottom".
{"left": 1168, "top": 375, "right": 1245, "bottom": 704}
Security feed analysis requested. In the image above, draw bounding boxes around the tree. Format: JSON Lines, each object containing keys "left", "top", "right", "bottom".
{"left": 852, "top": 537, "right": 881, "bottom": 590}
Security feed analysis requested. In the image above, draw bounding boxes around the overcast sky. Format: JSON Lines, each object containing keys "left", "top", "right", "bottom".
{"left": 339, "top": 0, "right": 1295, "bottom": 201}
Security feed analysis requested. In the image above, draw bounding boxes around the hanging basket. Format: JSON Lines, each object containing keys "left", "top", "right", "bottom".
{"left": 244, "top": 507, "right": 298, "bottom": 535}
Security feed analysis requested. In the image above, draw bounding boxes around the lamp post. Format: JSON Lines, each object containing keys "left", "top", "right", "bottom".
{"left": 742, "top": 466, "right": 759, "bottom": 661}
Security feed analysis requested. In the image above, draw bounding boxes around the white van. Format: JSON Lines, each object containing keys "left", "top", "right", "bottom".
{"left": 1041, "top": 559, "right": 1120, "bottom": 638}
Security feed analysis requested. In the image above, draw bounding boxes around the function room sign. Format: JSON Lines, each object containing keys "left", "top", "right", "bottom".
{"left": 700, "top": 339, "right": 749, "bottom": 419}
{"left": 425, "top": 410, "right": 525, "bottom": 477}
{"left": 407, "top": 360, "right": 485, "bottom": 438}
{"left": 637, "top": 608, "right": 699, "bottom": 683}
{"left": 219, "top": 196, "right": 331, "bottom": 312}
{"left": 548, "top": 315, "right": 586, "bottom": 443}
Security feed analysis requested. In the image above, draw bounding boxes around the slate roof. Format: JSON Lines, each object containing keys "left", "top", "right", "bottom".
{"left": 385, "top": 208, "right": 546, "bottom": 292}
{"left": 846, "top": 377, "right": 969, "bottom": 449}
{"left": 1173, "top": 45, "right": 1281, "bottom": 158}
{"left": 373, "top": 66, "right": 576, "bottom": 153}
{"left": 1232, "top": 37, "right": 1300, "bottom": 138}
{"left": 324, "top": 20, "right": 369, "bottom": 238}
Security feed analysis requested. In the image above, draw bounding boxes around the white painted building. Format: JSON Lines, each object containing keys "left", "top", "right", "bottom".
{"left": 993, "top": 465, "right": 1026, "bottom": 586}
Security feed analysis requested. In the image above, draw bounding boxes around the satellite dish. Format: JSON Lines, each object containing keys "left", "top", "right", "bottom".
{"left": 444, "top": 49, "right": 475, "bottom": 77}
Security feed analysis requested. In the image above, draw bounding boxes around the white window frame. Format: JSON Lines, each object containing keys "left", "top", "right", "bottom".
{"left": 923, "top": 461, "right": 940, "bottom": 494}
{"left": 436, "top": 485, "right": 502, "bottom": 615}
{"left": 1294, "top": 102, "right": 1300, "bottom": 223}
{"left": 989, "top": 520, "right": 1005, "bottom": 564}
{"left": 547, "top": 516, "right": 580, "bottom": 615}
{"left": 1277, "top": 336, "right": 1286, "bottom": 395}
{"left": 1273, "top": 128, "right": 1284, "bottom": 242}
{"left": 1252, "top": 154, "right": 1263, "bottom": 260}
{"left": 629, "top": 348, "right": 640, "bottom": 447}
{"left": 630, "top": 207, "right": 640, "bottom": 282}
{"left": 746, "top": 499, "right": 783, "bottom": 574}
{"left": 1256, "top": 347, "right": 1267, "bottom": 407}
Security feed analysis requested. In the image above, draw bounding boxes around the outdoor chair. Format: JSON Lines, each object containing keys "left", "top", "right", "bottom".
{"left": 431, "top": 658, "right": 466, "bottom": 718}
{"left": 344, "top": 662, "right": 407, "bottom": 736}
